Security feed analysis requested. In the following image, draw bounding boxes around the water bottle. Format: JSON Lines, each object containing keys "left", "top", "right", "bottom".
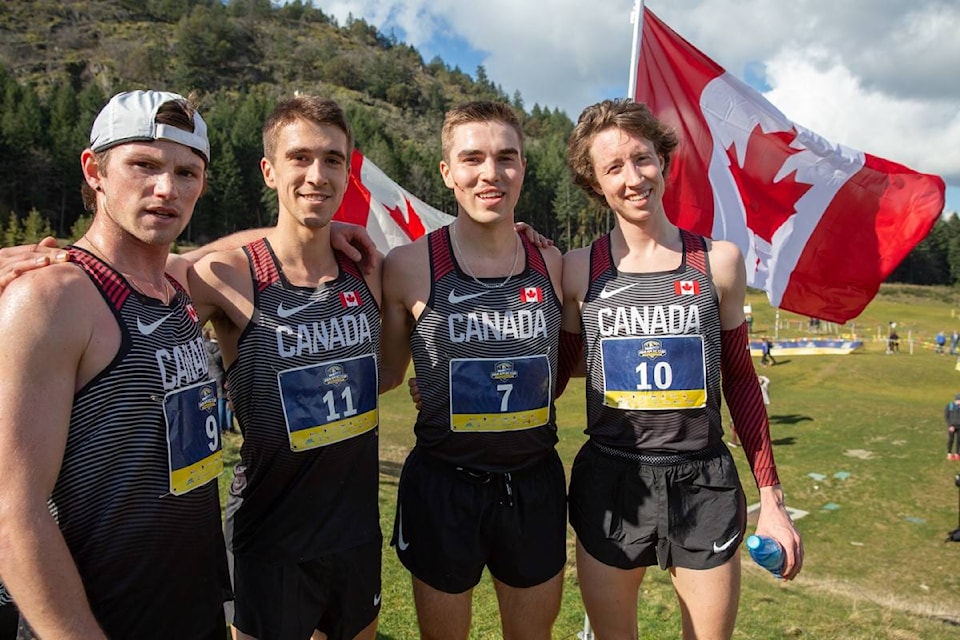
{"left": 746, "top": 534, "right": 784, "bottom": 578}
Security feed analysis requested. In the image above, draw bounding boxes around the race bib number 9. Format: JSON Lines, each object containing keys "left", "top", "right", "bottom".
{"left": 449, "top": 355, "right": 551, "bottom": 432}
{"left": 164, "top": 380, "right": 223, "bottom": 496}
{"left": 601, "top": 335, "right": 707, "bottom": 410}
{"left": 278, "top": 353, "right": 378, "bottom": 451}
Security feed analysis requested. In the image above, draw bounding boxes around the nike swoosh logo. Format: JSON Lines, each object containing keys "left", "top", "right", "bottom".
{"left": 373, "top": 593, "right": 381, "bottom": 607}
{"left": 598, "top": 282, "right": 640, "bottom": 299}
{"left": 713, "top": 533, "right": 740, "bottom": 553}
{"left": 277, "top": 297, "right": 322, "bottom": 318}
{"left": 397, "top": 505, "right": 410, "bottom": 551}
{"left": 448, "top": 290, "right": 488, "bottom": 305}
{"left": 136, "top": 312, "right": 175, "bottom": 336}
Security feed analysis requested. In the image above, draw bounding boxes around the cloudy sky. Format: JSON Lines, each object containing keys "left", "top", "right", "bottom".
{"left": 321, "top": 0, "right": 960, "bottom": 213}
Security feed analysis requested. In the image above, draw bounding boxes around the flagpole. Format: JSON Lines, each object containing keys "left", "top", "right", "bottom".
{"left": 627, "top": 0, "right": 645, "bottom": 98}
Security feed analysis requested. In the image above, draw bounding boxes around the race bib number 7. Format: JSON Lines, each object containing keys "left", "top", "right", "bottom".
{"left": 449, "top": 354, "right": 551, "bottom": 432}
{"left": 163, "top": 380, "right": 223, "bottom": 496}
{"left": 601, "top": 335, "right": 707, "bottom": 410}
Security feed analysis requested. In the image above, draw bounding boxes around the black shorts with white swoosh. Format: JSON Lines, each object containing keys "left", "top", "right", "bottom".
{"left": 569, "top": 440, "right": 746, "bottom": 571}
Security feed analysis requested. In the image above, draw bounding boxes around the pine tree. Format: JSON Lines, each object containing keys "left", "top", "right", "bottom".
{"left": 21, "top": 208, "right": 53, "bottom": 244}
{"left": 3, "top": 211, "right": 22, "bottom": 247}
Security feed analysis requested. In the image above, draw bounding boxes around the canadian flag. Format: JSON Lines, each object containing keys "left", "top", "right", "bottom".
{"left": 521, "top": 286, "right": 543, "bottom": 303}
{"left": 335, "top": 150, "right": 455, "bottom": 254}
{"left": 674, "top": 280, "right": 700, "bottom": 296}
{"left": 634, "top": 7, "right": 945, "bottom": 322}
{"left": 339, "top": 291, "right": 361, "bottom": 307}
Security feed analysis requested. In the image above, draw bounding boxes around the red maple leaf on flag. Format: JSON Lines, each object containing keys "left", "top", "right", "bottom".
{"left": 724, "top": 126, "right": 814, "bottom": 244}
{"left": 385, "top": 197, "right": 426, "bottom": 242}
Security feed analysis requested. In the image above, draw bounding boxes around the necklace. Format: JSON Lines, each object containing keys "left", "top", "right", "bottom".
{"left": 451, "top": 223, "right": 521, "bottom": 290}
{"left": 82, "top": 234, "right": 172, "bottom": 305}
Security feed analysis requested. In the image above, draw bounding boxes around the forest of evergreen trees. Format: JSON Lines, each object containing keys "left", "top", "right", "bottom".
{"left": 0, "top": 0, "right": 611, "bottom": 251}
{"left": 0, "top": 0, "right": 954, "bottom": 285}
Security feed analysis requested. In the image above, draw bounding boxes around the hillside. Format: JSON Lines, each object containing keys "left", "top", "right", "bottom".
{"left": 0, "top": 1, "right": 955, "bottom": 289}
{"left": 0, "top": 0, "right": 597, "bottom": 245}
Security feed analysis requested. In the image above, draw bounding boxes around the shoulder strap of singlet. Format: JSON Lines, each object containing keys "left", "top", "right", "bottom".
{"left": 680, "top": 229, "right": 709, "bottom": 277}
{"left": 245, "top": 237, "right": 280, "bottom": 293}
{"left": 589, "top": 234, "right": 613, "bottom": 282}
{"left": 67, "top": 246, "right": 132, "bottom": 311}
{"left": 520, "top": 233, "right": 548, "bottom": 278}
{"left": 335, "top": 250, "right": 363, "bottom": 281}
{"left": 167, "top": 273, "right": 188, "bottom": 296}
{"left": 429, "top": 226, "right": 455, "bottom": 282}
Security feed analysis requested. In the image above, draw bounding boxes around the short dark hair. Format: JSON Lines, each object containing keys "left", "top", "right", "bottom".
{"left": 262, "top": 95, "right": 353, "bottom": 162}
{"left": 441, "top": 101, "right": 524, "bottom": 163}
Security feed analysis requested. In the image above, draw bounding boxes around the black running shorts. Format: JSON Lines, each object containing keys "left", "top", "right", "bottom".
{"left": 569, "top": 441, "right": 746, "bottom": 570}
{"left": 391, "top": 446, "right": 567, "bottom": 593}
{"left": 232, "top": 537, "right": 382, "bottom": 640}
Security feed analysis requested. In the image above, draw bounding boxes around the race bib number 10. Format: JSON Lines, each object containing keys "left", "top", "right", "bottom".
{"left": 449, "top": 354, "right": 551, "bottom": 432}
{"left": 164, "top": 380, "right": 223, "bottom": 496}
{"left": 278, "top": 353, "right": 378, "bottom": 451}
{"left": 601, "top": 335, "right": 707, "bottom": 410}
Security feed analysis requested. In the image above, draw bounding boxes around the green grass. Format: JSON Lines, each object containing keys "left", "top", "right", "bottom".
{"left": 219, "top": 284, "right": 960, "bottom": 639}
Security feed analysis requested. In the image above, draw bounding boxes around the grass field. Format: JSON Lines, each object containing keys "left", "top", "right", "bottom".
{"left": 219, "top": 284, "right": 960, "bottom": 639}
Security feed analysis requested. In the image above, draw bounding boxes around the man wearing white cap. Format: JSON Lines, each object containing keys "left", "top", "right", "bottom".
{"left": 0, "top": 90, "right": 231, "bottom": 639}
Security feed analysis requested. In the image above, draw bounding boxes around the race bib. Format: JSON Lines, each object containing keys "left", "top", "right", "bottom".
{"left": 278, "top": 353, "right": 378, "bottom": 451}
{"left": 163, "top": 379, "right": 223, "bottom": 496}
{"left": 449, "top": 355, "right": 551, "bottom": 432}
{"left": 600, "top": 335, "right": 707, "bottom": 410}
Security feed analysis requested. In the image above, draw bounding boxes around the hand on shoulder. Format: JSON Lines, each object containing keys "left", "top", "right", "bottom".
{"left": 0, "top": 236, "right": 68, "bottom": 297}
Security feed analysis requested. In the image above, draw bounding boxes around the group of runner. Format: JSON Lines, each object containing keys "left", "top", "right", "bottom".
{"left": 0, "top": 89, "right": 802, "bottom": 640}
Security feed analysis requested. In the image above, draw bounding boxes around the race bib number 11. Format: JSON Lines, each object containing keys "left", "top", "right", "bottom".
{"left": 278, "top": 353, "right": 378, "bottom": 451}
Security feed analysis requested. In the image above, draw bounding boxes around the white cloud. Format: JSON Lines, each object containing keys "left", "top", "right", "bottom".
{"left": 315, "top": 0, "right": 960, "bottom": 208}
{"left": 763, "top": 50, "right": 960, "bottom": 184}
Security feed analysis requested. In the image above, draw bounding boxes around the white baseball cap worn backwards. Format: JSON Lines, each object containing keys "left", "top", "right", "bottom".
{"left": 89, "top": 90, "right": 210, "bottom": 163}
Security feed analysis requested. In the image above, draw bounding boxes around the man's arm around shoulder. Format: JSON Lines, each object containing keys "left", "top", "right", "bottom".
{"left": 380, "top": 241, "right": 427, "bottom": 393}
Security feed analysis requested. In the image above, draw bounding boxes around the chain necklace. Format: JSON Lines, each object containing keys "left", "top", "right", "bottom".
{"left": 82, "top": 234, "right": 172, "bottom": 305}
{"left": 451, "top": 223, "right": 521, "bottom": 290}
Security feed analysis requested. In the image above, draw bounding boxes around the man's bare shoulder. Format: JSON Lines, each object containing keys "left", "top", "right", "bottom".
{"left": 193, "top": 245, "right": 250, "bottom": 271}
{"left": 188, "top": 246, "right": 252, "bottom": 308}
{"left": 1, "top": 262, "right": 94, "bottom": 308}
{"left": 563, "top": 245, "right": 590, "bottom": 264}
{"left": 705, "top": 238, "right": 743, "bottom": 271}
{"left": 562, "top": 246, "right": 592, "bottom": 275}
{"left": 384, "top": 235, "right": 430, "bottom": 273}
{"left": 190, "top": 247, "right": 250, "bottom": 286}
{"left": 0, "top": 263, "right": 100, "bottom": 348}
{"left": 540, "top": 243, "right": 563, "bottom": 265}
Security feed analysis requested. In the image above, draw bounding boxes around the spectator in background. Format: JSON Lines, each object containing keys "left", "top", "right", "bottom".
{"left": 887, "top": 323, "right": 899, "bottom": 354}
{"left": 945, "top": 394, "right": 960, "bottom": 461}
{"left": 950, "top": 330, "right": 959, "bottom": 356}
{"left": 936, "top": 331, "right": 946, "bottom": 355}
{"left": 760, "top": 337, "right": 776, "bottom": 366}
